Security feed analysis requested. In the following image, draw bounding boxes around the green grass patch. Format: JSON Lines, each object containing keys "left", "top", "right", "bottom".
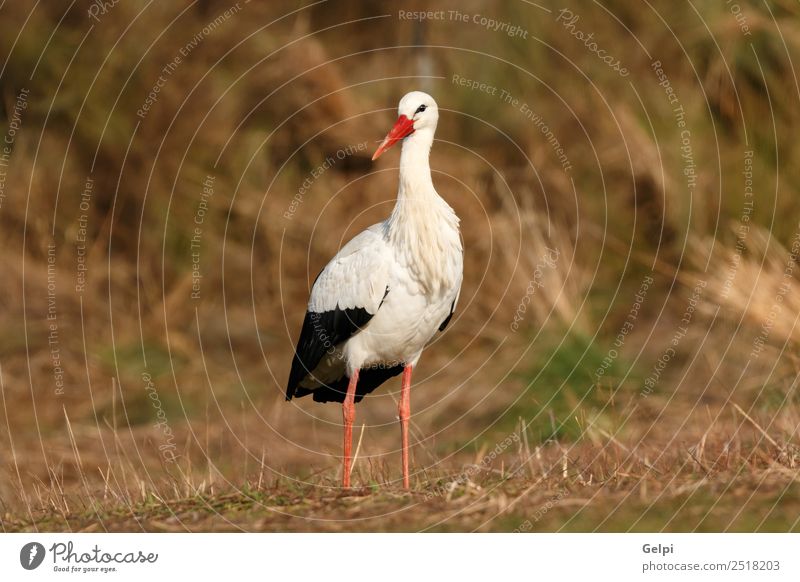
{"left": 486, "top": 331, "right": 638, "bottom": 444}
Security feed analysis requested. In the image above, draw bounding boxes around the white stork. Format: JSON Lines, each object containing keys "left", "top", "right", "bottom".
{"left": 286, "top": 91, "right": 463, "bottom": 489}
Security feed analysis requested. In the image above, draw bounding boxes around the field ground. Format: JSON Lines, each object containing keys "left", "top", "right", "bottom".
{"left": 4, "top": 410, "right": 799, "bottom": 532}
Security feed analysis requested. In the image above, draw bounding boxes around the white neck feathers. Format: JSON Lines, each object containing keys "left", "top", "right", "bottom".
{"left": 386, "top": 130, "right": 461, "bottom": 293}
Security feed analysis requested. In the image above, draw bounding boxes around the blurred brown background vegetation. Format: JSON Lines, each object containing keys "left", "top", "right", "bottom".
{"left": 2, "top": 0, "right": 800, "bottom": 531}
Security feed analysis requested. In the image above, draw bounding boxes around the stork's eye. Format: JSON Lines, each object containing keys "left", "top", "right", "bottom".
{"left": 415, "top": 104, "right": 427, "bottom": 114}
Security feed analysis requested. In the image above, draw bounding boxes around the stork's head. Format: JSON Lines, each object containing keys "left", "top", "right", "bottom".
{"left": 372, "top": 91, "right": 439, "bottom": 161}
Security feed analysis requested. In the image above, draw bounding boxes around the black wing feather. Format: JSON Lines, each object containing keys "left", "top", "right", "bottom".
{"left": 292, "top": 364, "right": 404, "bottom": 403}
{"left": 285, "top": 304, "right": 374, "bottom": 400}
{"left": 438, "top": 299, "right": 456, "bottom": 331}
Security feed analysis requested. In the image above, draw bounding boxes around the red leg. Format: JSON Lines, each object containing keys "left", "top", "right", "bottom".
{"left": 399, "top": 365, "right": 412, "bottom": 489}
{"left": 342, "top": 369, "right": 359, "bottom": 488}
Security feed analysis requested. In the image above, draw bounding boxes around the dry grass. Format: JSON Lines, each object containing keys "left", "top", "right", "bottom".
{"left": 3, "top": 406, "right": 799, "bottom": 532}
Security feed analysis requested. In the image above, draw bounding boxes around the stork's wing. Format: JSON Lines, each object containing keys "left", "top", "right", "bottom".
{"left": 439, "top": 270, "right": 463, "bottom": 331}
{"left": 286, "top": 224, "right": 390, "bottom": 400}
{"left": 439, "top": 299, "right": 456, "bottom": 332}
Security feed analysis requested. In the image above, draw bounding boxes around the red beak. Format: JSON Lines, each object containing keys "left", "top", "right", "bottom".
{"left": 372, "top": 115, "right": 415, "bottom": 161}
